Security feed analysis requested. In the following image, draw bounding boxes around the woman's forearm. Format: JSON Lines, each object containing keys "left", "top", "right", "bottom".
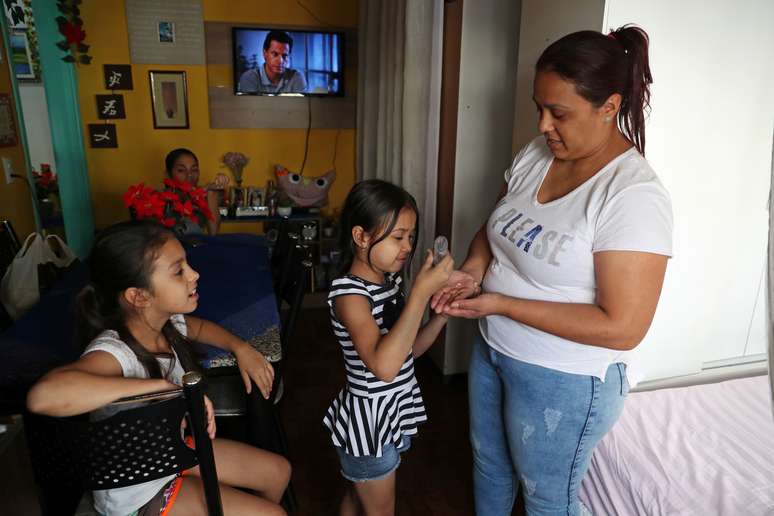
{"left": 206, "top": 190, "right": 220, "bottom": 234}
{"left": 496, "top": 296, "right": 648, "bottom": 351}
{"left": 460, "top": 225, "right": 492, "bottom": 283}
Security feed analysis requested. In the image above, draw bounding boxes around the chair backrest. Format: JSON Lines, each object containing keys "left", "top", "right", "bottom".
{"left": 268, "top": 247, "right": 312, "bottom": 406}
{"left": 277, "top": 245, "right": 312, "bottom": 353}
{"left": 25, "top": 372, "right": 224, "bottom": 516}
{"left": 274, "top": 232, "right": 299, "bottom": 304}
{"left": 269, "top": 217, "right": 293, "bottom": 276}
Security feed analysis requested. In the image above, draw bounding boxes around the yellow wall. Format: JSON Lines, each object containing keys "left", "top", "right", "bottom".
{"left": 0, "top": 35, "right": 35, "bottom": 239}
{"left": 78, "top": 0, "right": 358, "bottom": 230}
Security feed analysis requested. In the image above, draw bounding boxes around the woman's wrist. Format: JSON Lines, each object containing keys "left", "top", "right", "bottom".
{"left": 461, "top": 263, "right": 486, "bottom": 285}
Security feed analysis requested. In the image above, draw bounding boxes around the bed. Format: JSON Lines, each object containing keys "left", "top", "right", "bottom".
{"left": 579, "top": 374, "right": 774, "bottom": 515}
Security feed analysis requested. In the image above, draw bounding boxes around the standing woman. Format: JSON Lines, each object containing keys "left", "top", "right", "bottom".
{"left": 165, "top": 148, "right": 229, "bottom": 235}
{"left": 432, "top": 26, "right": 673, "bottom": 515}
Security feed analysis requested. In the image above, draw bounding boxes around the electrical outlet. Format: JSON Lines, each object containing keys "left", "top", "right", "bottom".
{"left": 2, "top": 157, "right": 13, "bottom": 184}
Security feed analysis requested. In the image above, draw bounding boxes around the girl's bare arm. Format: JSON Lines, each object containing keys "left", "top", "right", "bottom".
{"left": 26, "top": 351, "right": 174, "bottom": 417}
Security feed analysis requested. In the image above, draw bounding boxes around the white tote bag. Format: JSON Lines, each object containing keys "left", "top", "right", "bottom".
{"left": 0, "top": 233, "right": 77, "bottom": 320}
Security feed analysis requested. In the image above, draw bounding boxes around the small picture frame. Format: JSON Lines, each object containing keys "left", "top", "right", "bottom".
{"left": 103, "top": 64, "right": 133, "bottom": 90}
{"left": 4, "top": 0, "right": 26, "bottom": 29}
{"left": 88, "top": 124, "right": 118, "bottom": 148}
{"left": 158, "top": 21, "right": 175, "bottom": 43}
{"left": 96, "top": 94, "right": 126, "bottom": 119}
{"left": 247, "top": 187, "right": 264, "bottom": 207}
{"left": 149, "top": 70, "right": 189, "bottom": 129}
{"left": 9, "top": 30, "right": 34, "bottom": 80}
{"left": 0, "top": 94, "right": 18, "bottom": 147}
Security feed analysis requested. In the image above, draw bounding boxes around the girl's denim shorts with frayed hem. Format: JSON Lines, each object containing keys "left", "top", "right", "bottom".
{"left": 336, "top": 437, "right": 412, "bottom": 482}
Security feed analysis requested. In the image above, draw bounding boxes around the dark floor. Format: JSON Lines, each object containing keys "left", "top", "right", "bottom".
{"left": 279, "top": 306, "right": 525, "bottom": 515}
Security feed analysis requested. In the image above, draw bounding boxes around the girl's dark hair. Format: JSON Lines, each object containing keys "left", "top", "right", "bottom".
{"left": 337, "top": 179, "right": 419, "bottom": 274}
{"left": 164, "top": 148, "right": 198, "bottom": 177}
{"left": 76, "top": 220, "right": 200, "bottom": 378}
{"left": 536, "top": 25, "right": 652, "bottom": 155}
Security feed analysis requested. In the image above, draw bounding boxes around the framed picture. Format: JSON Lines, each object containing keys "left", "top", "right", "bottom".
{"left": 158, "top": 21, "right": 175, "bottom": 43}
{"left": 103, "top": 64, "right": 133, "bottom": 90}
{"left": 4, "top": 0, "right": 26, "bottom": 29}
{"left": 149, "top": 70, "right": 189, "bottom": 129}
{"left": 9, "top": 30, "right": 34, "bottom": 80}
{"left": 0, "top": 94, "right": 18, "bottom": 147}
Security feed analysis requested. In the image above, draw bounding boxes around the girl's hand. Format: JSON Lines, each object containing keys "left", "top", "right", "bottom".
{"left": 180, "top": 395, "right": 216, "bottom": 439}
{"left": 204, "top": 395, "right": 217, "bottom": 439}
{"left": 207, "top": 173, "right": 230, "bottom": 190}
{"left": 430, "top": 269, "right": 482, "bottom": 314}
{"left": 413, "top": 251, "right": 454, "bottom": 300}
{"left": 234, "top": 343, "right": 275, "bottom": 399}
{"left": 442, "top": 293, "right": 505, "bottom": 319}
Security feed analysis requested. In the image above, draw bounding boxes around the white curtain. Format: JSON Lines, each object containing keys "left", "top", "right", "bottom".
{"left": 357, "top": 0, "right": 444, "bottom": 272}
{"left": 768, "top": 130, "right": 774, "bottom": 418}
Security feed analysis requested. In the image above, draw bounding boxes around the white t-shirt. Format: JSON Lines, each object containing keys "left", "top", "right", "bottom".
{"left": 82, "top": 314, "right": 188, "bottom": 516}
{"left": 480, "top": 137, "right": 673, "bottom": 385}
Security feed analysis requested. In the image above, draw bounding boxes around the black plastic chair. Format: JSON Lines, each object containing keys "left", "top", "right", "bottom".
{"left": 25, "top": 372, "right": 224, "bottom": 516}
{"left": 205, "top": 247, "right": 311, "bottom": 513}
{"left": 274, "top": 233, "right": 300, "bottom": 306}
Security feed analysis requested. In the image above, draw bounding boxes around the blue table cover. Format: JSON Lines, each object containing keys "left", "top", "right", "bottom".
{"left": 0, "top": 233, "right": 280, "bottom": 411}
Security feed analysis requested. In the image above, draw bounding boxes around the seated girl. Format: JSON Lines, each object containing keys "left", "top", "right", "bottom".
{"left": 165, "top": 148, "right": 229, "bottom": 235}
{"left": 26, "top": 220, "right": 289, "bottom": 516}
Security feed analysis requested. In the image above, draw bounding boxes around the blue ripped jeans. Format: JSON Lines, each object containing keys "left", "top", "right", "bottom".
{"left": 469, "top": 333, "right": 628, "bottom": 516}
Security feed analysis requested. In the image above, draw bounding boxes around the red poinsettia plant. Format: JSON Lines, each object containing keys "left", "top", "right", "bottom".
{"left": 33, "top": 164, "right": 58, "bottom": 200}
{"left": 123, "top": 178, "right": 213, "bottom": 233}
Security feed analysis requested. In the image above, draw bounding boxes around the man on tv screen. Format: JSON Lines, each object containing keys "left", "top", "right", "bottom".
{"left": 238, "top": 30, "right": 307, "bottom": 94}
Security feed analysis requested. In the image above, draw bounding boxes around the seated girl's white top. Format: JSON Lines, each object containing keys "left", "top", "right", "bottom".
{"left": 81, "top": 314, "right": 188, "bottom": 516}
{"left": 481, "top": 137, "right": 673, "bottom": 386}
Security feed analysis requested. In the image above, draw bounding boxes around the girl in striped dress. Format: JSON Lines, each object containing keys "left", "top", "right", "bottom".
{"left": 323, "top": 180, "right": 453, "bottom": 516}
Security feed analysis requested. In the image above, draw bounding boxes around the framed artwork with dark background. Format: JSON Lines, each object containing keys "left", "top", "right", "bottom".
{"left": 148, "top": 70, "right": 189, "bottom": 129}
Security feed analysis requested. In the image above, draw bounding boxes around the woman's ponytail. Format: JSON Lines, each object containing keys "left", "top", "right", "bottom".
{"left": 608, "top": 25, "right": 652, "bottom": 155}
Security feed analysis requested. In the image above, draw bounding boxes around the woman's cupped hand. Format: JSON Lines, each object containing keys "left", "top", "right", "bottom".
{"left": 430, "top": 269, "right": 482, "bottom": 315}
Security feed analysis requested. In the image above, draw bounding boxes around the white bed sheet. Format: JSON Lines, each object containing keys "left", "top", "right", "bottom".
{"left": 579, "top": 375, "right": 774, "bottom": 515}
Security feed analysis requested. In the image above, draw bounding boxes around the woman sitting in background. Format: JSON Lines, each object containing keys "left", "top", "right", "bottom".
{"left": 165, "top": 148, "right": 229, "bottom": 235}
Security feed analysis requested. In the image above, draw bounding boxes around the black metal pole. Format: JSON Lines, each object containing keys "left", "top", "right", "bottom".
{"left": 183, "top": 371, "right": 223, "bottom": 516}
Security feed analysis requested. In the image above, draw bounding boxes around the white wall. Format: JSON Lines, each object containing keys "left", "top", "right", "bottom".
{"left": 512, "top": 0, "right": 606, "bottom": 152}
{"left": 432, "top": 0, "right": 521, "bottom": 374}
{"left": 19, "top": 83, "right": 55, "bottom": 174}
{"left": 604, "top": 0, "right": 774, "bottom": 380}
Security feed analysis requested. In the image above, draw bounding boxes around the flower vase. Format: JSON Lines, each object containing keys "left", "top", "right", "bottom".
{"left": 231, "top": 182, "right": 246, "bottom": 209}
{"left": 38, "top": 198, "right": 54, "bottom": 220}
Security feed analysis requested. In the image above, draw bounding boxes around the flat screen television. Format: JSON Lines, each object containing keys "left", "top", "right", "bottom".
{"left": 232, "top": 27, "right": 344, "bottom": 96}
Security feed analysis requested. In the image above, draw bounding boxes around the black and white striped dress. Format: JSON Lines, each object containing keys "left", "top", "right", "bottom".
{"left": 323, "top": 273, "right": 427, "bottom": 457}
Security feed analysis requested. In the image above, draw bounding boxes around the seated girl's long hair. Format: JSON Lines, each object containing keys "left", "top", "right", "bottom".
{"left": 75, "top": 220, "right": 200, "bottom": 378}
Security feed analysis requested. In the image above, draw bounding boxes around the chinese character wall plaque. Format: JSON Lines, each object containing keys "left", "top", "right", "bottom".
{"left": 103, "top": 64, "right": 133, "bottom": 90}
{"left": 96, "top": 94, "right": 126, "bottom": 119}
{"left": 88, "top": 124, "right": 118, "bottom": 148}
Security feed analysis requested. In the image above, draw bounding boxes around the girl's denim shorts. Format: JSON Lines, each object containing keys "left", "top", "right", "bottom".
{"left": 335, "top": 437, "right": 411, "bottom": 482}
